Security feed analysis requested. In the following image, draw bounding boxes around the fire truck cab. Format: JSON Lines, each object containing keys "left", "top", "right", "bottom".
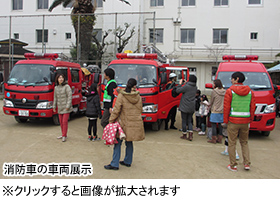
{"left": 205, "top": 55, "right": 277, "bottom": 136}
{"left": 1, "top": 53, "right": 95, "bottom": 124}
{"left": 101, "top": 53, "right": 189, "bottom": 131}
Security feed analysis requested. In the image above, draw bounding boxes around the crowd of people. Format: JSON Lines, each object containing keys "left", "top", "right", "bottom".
{"left": 53, "top": 69, "right": 255, "bottom": 172}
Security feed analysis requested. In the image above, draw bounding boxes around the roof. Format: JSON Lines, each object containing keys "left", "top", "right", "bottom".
{"left": 0, "top": 39, "right": 28, "bottom": 46}
{"left": 267, "top": 64, "right": 280, "bottom": 73}
{"left": 219, "top": 61, "right": 266, "bottom": 72}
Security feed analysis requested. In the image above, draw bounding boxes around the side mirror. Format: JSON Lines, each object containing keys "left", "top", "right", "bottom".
{"left": 205, "top": 83, "right": 214, "bottom": 89}
{"left": 160, "top": 72, "right": 167, "bottom": 85}
{"left": 273, "top": 84, "right": 279, "bottom": 91}
{"left": 93, "top": 73, "right": 100, "bottom": 84}
{"left": 0, "top": 72, "right": 3, "bottom": 83}
{"left": 51, "top": 72, "right": 56, "bottom": 82}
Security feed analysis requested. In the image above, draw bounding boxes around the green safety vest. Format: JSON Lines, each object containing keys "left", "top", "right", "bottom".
{"left": 230, "top": 91, "right": 252, "bottom": 118}
{"left": 103, "top": 79, "right": 117, "bottom": 103}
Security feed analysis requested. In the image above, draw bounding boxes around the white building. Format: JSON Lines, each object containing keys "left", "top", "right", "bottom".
{"left": 1, "top": 0, "right": 280, "bottom": 92}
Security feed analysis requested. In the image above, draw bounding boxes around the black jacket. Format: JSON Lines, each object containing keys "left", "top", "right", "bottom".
{"left": 86, "top": 93, "right": 102, "bottom": 118}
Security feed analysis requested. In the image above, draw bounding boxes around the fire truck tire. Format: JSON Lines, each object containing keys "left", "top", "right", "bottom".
{"left": 152, "top": 120, "right": 161, "bottom": 131}
{"left": 52, "top": 115, "right": 60, "bottom": 125}
{"left": 261, "top": 131, "right": 270, "bottom": 136}
{"left": 14, "top": 116, "right": 28, "bottom": 123}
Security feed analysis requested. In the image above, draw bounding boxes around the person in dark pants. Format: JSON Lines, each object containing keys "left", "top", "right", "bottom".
{"left": 176, "top": 75, "right": 197, "bottom": 141}
{"left": 194, "top": 89, "right": 201, "bottom": 131}
{"left": 85, "top": 83, "right": 102, "bottom": 141}
{"left": 101, "top": 68, "right": 117, "bottom": 128}
{"left": 165, "top": 73, "right": 178, "bottom": 130}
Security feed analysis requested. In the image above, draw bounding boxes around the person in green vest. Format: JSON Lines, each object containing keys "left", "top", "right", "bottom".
{"left": 223, "top": 72, "right": 256, "bottom": 172}
{"left": 101, "top": 68, "right": 117, "bottom": 128}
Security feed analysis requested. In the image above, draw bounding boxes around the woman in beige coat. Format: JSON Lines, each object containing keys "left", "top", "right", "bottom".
{"left": 53, "top": 74, "right": 73, "bottom": 142}
{"left": 208, "top": 79, "right": 226, "bottom": 144}
{"left": 104, "top": 78, "right": 145, "bottom": 170}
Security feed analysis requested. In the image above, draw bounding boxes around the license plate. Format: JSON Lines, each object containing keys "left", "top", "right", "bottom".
{"left": 19, "top": 110, "right": 29, "bottom": 116}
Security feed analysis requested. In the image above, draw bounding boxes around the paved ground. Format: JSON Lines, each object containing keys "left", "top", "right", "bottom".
{"left": 0, "top": 99, "right": 280, "bottom": 180}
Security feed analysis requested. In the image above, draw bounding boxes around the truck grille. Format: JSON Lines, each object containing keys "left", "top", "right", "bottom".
{"left": 13, "top": 99, "right": 38, "bottom": 109}
{"left": 254, "top": 104, "right": 266, "bottom": 114}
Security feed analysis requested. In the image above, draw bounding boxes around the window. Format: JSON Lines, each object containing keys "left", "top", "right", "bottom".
{"left": 214, "top": 0, "right": 228, "bottom": 6}
{"left": 212, "top": 67, "right": 217, "bottom": 80}
{"left": 36, "top": 29, "right": 48, "bottom": 43}
{"left": 181, "top": 29, "right": 195, "bottom": 43}
{"left": 65, "top": 33, "right": 71, "bottom": 39}
{"left": 14, "top": 33, "right": 19, "bottom": 39}
{"left": 149, "top": 29, "right": 163, "bottom": 44}
{"left": 248, "top": 0, "right": 261, "bottom": 5}
{"left": 213, "top": 29, "right": 228, "bottom": 44}
{"left": 93, "top": 29, "right": 102, "bottom": 42}
{"left": 37, "top": 0, "right": 48, "bottom": 9}
{"left": 150, "top": 0, "right": 164, "bottom": 7}
{"left": 92, "top": 0, "right": 103, "bottom": 8}
{"left": 182, "top": 0, "right": 195, "bottom": 6}
{"left": 71, "top": 69, "right": 80, "bottom": 83}
{"left": 12, "top": 0, "right": 23, "bottom": 10}
{"left": 250, "top": 32, "right": 258, "bottom": 40}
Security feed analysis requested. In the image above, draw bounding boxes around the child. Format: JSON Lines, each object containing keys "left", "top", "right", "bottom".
{"left": 221, "top": 123, "right": 240, "bottom": 160}
{"left": 198, "top": 94, "right": 209, "bottom": 135}
{"left": 85, "top": 83, "right": 102, "bottom": 141}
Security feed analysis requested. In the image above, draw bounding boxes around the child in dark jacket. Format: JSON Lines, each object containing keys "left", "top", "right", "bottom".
{"left": 85, "top": 83, "right": 102, "bottom": 141}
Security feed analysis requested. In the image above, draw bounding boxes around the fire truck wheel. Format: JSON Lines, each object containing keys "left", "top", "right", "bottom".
{"left": 261, "top": 131, "right": 270, "bottom": 137}
{"left": 152, "top": 120, "right": 161, "bottom": 131}
{"left": 14, "top": 116, "right": 28, "bottom": 123}
{"left": 52, "top": 115, "right": 60, "bottom": 125}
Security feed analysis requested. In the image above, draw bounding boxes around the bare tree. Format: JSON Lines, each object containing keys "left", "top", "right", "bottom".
{"left": 204, "top": 44, "right": 229, "bottom": 66}
{"left": 114, "top": 23, "right": 135, "bottom": 53}
{"left": 92, "top": 29, "right": 113, "bottom": 67}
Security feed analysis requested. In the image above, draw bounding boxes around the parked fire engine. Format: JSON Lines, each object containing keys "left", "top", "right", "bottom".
{"left": 1, "top": 53, "right": 100, "bottom": 124}
{"left": 205, "top": 55, "right": 278, "bottom": 136}
{"left": 100, "top": 53, "right": 189, "bottom": 131}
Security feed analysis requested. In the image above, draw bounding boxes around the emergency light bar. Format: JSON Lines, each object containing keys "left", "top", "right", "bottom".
{"left": 116, "top": 53, "right": 158, "bottom": 60}
{"left": 222, "top": 55, "right": 259, "bottom": 61}
{"left": 24, "top": 53, "right": 59, "bottom": 60}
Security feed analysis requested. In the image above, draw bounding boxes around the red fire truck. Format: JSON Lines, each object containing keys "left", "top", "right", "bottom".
{"left": 1, "top": 53, "right": 99, "bottom": 124}
{"left": 101, "top": 53, "right": 189, "bottom": 130}
{"left": 205, "top": 55, "right": 278, "bottom": 136}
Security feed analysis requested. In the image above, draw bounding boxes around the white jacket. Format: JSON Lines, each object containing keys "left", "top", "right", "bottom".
{"left": 198, "top": 100, "right": 209, "bottom": 116}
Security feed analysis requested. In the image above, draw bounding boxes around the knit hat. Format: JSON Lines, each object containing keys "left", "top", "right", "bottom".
{"left": 189, "top": 75, "right": 197, "bottom": 83}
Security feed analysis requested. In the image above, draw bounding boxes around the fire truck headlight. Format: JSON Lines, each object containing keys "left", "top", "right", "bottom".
{"left": 3, "top": 99, "right": 14, "bottom": 107}
{"left": 142, "top": 104, "right": 158, "bottom": 113}
{"left": 36, "top": 101, "right": 53, "bottom": 109}
{"left": 264, "top": 103, "right": 275, "bottom": 114}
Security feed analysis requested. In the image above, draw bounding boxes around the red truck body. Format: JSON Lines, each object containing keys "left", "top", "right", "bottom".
{"left": 100, "top": 53, "right": 189, "bottom": 130}
{"left": 206, "top": 55, "right": 277, "bottom": 136}
{"left": 2, "top": 53, "right": 96, "bottom": 124}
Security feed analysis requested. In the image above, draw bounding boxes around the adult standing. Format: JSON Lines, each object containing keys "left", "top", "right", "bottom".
{"left": 224, "top": 72, "right": 255, "bottom": 171}
{"left": 101, "top": 68, "right": 117, "bottom": 128}
{"left": 104, "top": 78, "right": 145, "bottom": 170}
{"left": 165, "top": 73, "right": 178, "bottom": 130}
{"left": 53, "top": 74, "right": 73, "bottom": 142}
{"left": 176, "top": 75, "right": 197, "bottom": 141}
{"left": 208, "top": 79, "right": 226, "bottom": 144}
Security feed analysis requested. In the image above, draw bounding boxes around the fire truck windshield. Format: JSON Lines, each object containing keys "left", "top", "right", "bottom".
{"left": 7, "top": 64, "right": 52, "bottom": 86}
{"left": 217, "top": 72, "right": 272, "bottom": 91}
{"left": 109, "top": 64, "right": 157, "bottom": 87}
